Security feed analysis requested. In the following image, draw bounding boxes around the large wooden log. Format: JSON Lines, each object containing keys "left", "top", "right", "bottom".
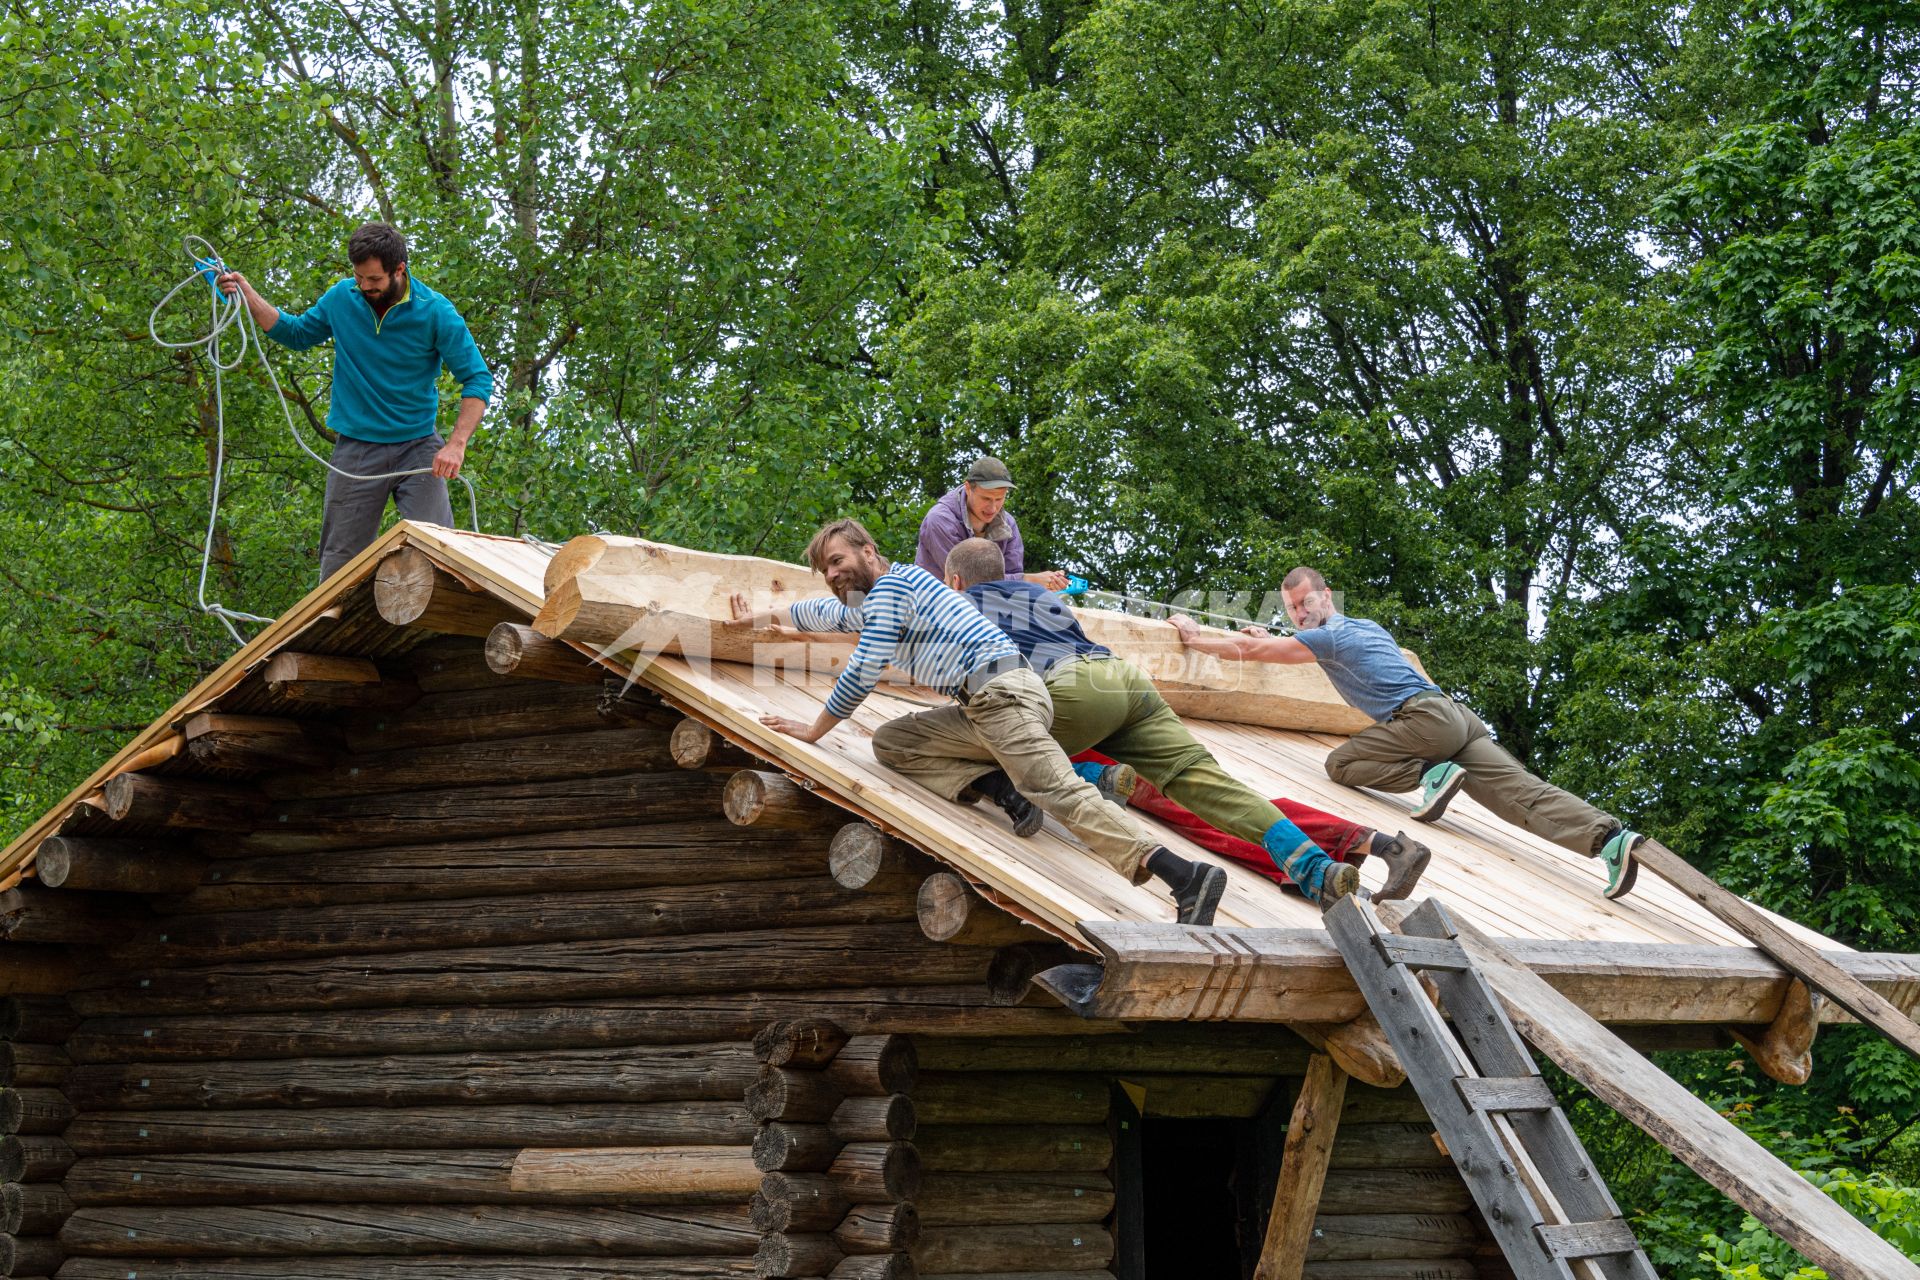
{"left": 35, "top": 836, "right": 207, "bottom": 894}
{"left": 261, "top": 652, "right": 420, "bottom": 709}
{"left": 71, "top": 923, "right": 989, "bottom": 1017}
{"left": 755, "top": 1231, "right": 842, "bottom": 1279}
{"left": 535, "top": 535, "right": 1374, "bottom": 733}
{"left": 915, "top": 1171, "right": 1114, "bottom": 1226}
{"left": 753, "top": 1018, "right": 853, "bottom": 1069}
{"left": 1311, "top": 1169, "right": 1473, "bottom": 1216}
{"left": 402, "top": 636, "right": 513, "bottom": 693}
{"left": 827, "top": 1142, "right": 922, "bottom": 1202}
{"left": 0, "top": 944, "right": 83, "bottom": 996}
{"left": 181, "top": 714, "right": 340, "bottom": 773}
{"left": 672, "top": 719, "right": 757, "bottom": 772}
{"left": 1055, "top": 920, "right": 1920, "bottom": 1028}
{"left": 915, "top": 1074, "right": 1107, "bottom": 1126}
{"left": 54, "top": 1259, "right": 757, "bottom": 1279}
{"left": 65, "top": 1042, "right": 762, "bottom": 1111}
{"left": 374, "top": 546, "right": 521, "bottom": 637}
{"left": 485, "top": 622, "right": 605, "bottom": 684}
{"left": 0, "top": 1044, "right": 69, "bottom": 1088}
{"left": 69, "top": 986, "right": 1084, "bottom": 1065}
{"left": 828, "top": 825, "right": 937, "bottom": 896}
{"left": 340, "top": 680, "right": 665, "bottom": 755}
{"left": 914, "top": 1028, "right": 1311, "bottom": 1076}
{"left": 58, "top": 1204, "right": 758, "bottom": 1257}
{"left": 172, "top": 821, "right": 833, "bottom": 913}
{"left": 65, "top": 1102, "right": 753, "bottom": 1156}
{"left": 0, "top": 1135, "right": 74, "bottom": 1182}
{"left": 1326, "top": 1124, "right": 1452, "bottom": 1171}
{"left": 987, "top": 941, "right": 1087, "bottom": 1006}
{"left": 260, "top": 727, "right": 681, "bottom": 801}
{"left": 917, "top": 873, "right": 1038, "bottom": 947}
{"left": 2, "top": 1181, "right": 70, "bottom": 1234}
{"left": 914, "top": 1126, "right": 1112, "bottom": 1174}
{"left": 914, "top": 1224, "right": 1115, "bottom": 1273}
{"left": 242, "top": 770, "right": 732, "bottom": 854}
{"left": 724, "top": 770, "right": 835, "bottom": 830}
{"left": 828, "top": 1254, "right": 913, "bottom": 1280}
{"left": 0, "top": 1088, "right": 74, "bottom": 1135}
{"left": 0, "top": 886, "right": 146, "bottom": 944}
{"left": 112, "top": 877, "right": 914, "bottom": 966}
{"left": 0, "top": 997, "right": 78, "bottom": 1043}
{"left": 99, "top": 774, "right": 262, "bottom": 832}
{"left": 754, "top": 1122, "right": 842, "bottom": 1173}
{"left": 1303, "top": 1214, "right": 1480, "bottom": 1262}
{"left": 753, "top": 1172, "right": 849, "bottom": 1234}
{"left": 0, "top": 1234, "right": 61, "bottom": 1277}
{"left": 748, "top": 1069, "right": 844, "bottom": 1125}
{"left": 834, "top": 1202, "right": 919, "bottom": 1254}
{"left": 65, "top": 1145, "right": 759, "bottom": 1206}
{"left": 830, "top": 1095, "right": 915, "bottom": 1144}
{"left": 824, "top": 1036, "right": 917, "bottom": 1097}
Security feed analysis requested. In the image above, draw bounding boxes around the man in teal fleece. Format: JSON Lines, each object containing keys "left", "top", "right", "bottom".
{"left": 216, "top": 222, "right": 493, "bottom": 579}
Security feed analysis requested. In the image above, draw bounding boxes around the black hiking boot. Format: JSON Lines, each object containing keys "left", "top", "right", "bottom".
{"left": 973, "top": 769, "right": 1044, "bottom": 838}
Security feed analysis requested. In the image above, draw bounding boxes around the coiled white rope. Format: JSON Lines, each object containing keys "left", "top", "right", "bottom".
{"left": 149, "top": 235, "right": 478, "bottom": 643}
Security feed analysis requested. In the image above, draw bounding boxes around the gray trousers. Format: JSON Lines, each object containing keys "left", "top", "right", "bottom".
{"left": 870, "top": 666, "right": 1162, "bottom": 883}
{"left": 1325, "top": 695, "right": 1617, "bottom": 856}
{"left": 319, "top": 433, "right": 453, "bottom": 580}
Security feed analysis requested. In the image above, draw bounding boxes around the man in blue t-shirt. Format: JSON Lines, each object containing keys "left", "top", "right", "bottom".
{"left": 217, "top": 222, "right": 492, "bottom": 579}
{"left": 1170, "top": 566, "right": 1646, "bottom": 899}
{"left": 946, "top": 538, "right": 1411, "bottom": 907}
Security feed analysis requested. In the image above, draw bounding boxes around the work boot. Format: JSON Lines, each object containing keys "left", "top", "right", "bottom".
{"left": 1152, "top": 853, "right": 1226, "bottom": 928}
{"left": 1368, "top": 831, "right": 1432, "bottom": 901}
{"left": 1410, "top": 761, "right": 1467, "bottom": 822}
{"left": 1598, "top": 826, "right": 1643, "bottom": 900}
{"left": 1267, "top": 819, "right": 1354, "bottom": 909}
{"left": 1072, "top": 760, "right": 1138, "bottom": 805}
{"left": 972, "top": 769, "right": 1044, "bottom": 838}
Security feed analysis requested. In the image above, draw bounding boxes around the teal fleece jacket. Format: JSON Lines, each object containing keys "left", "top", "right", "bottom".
{"left": 266, "top": 276, "right": 493, "bottom": 444}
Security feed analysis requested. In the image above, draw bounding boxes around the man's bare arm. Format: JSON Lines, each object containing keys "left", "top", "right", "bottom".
{"left": 1169, "top": 615, "right": 1319, "bottom": 664}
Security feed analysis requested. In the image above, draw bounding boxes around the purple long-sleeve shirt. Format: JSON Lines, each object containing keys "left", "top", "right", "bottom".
{"left": 913, "top": 485, "right": 1025, "bottom": 580}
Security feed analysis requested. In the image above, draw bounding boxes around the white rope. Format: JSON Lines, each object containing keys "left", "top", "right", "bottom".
{"left": 149, "top": 235, "right": 478, "bottom": 644}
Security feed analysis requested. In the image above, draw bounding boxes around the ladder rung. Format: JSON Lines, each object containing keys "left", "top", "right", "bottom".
{"left": 1455, "top": 1075, "right": 1557, "bottom": 1113}
{"left": 1375, "top": 933, "right": 1471, "bottom": 971}
{"left": 1536, "top": 1218, "right": 1643, "bottom": 1259}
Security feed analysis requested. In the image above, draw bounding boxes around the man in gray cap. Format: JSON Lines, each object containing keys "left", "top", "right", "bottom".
{"left": 915, "top": 456, "right": 1068, "bottom": 590}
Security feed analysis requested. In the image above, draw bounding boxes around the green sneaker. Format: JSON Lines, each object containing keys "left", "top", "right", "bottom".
{"left": 1410, "top": 762, "right": 1467, "bottom": 822}
{"left": 1599, "top": 827, "right": 1642, "bottom": 900}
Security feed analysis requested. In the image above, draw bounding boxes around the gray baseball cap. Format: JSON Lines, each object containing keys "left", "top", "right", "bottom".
{"left": 966, "top": 456, "right": 1016, "bottom": 490}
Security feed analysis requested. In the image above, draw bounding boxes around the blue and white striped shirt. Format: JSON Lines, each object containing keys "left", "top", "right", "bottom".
{"left": 788, "top": 562, "right": 1019, "bottom": 719}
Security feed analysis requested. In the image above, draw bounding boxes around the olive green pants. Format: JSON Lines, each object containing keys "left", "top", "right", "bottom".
{"left": 1325, "top": 694, "right": 1616, "bottom": 856}
{"left": 1043, "top": 655, "right": 1293, "bottom": 850}
{"left": 869, "top": 666, "right": 1160, "bottom": 882}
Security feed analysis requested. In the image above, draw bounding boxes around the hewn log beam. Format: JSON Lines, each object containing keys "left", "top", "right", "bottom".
{"left": 374, "top": 545, "right": 521, "bottom": 637}
{"left": 1255, "top": 1054, "right": 1348, "bottom": 1280}
{"left": 507, "top": 1146, "right": 761, "bottom": 1198}
{"left": 0, "top": 885, "right": 147, "bottom": 943}
{"left": 259, "top": 726, "right": 679, "bottom": 801}
{"left": 1048, "top": 920, "right": 1920, "bottom": 1028}
{"left": 0, "top": 942, "right": 83, "bottom": 995}
{"left": 672, "top": 718, "right": 757, "bottom": 771}
{"left": 753, "top": 1018, "right": 852, "bottom": 1069}
{"left": 829, "top": 824, "right": 937, "bottom": 895}
{"left": 485, "top": 621, "right": 605, "bottom": 683}
{"left": 0, "top": 1135, "right": 75, "bottom": 1182}
{"left": 1730, "top": 978, "right": 1823, "bottom": 1085}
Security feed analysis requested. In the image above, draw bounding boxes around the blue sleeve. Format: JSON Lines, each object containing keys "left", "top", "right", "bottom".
{"left": 788, "top": 596, "right": 862, "bottom": 634}
{"left": 823, "top": 579, "right": 908, "bottom": 719}
{"left": 437, "top": 299, "right": 493, "bottom": 402}
{"left": 1293, "top": 625, "right": 1336, "bottom": 662}
{"left": 266, "top": 285, "right": 335, "bottom": 351}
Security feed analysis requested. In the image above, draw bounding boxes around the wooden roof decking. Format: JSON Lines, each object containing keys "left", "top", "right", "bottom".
{"left": 2, "top": 521, "right": 1840, "bottom": 963}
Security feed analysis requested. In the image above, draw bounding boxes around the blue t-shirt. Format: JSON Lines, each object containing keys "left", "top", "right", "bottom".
{"left": 965, "top": 580, "right": 1109, "bottom": 676}
{"left": 267, "top": 276, "right": 493, "bottom": 444}
{"left": 1293, "top": 613, "right": 1441, "bottom": 722}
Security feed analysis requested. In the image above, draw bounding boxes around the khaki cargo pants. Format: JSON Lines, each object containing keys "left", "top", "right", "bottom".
{"left": 1326, "top": 694, "right": 1616, "bottom": 856}
{"left": 870, "top": 666, "right": 1160, "bottom": 883}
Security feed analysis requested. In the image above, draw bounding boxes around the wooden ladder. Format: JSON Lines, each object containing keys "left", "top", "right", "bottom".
{"left": 1323, "top": 894, "right": 1657, "bottom": 1280}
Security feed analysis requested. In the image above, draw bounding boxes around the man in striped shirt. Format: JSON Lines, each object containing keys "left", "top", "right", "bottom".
{"left": 734, "top": 518, "right": 1228, "bottom": 926}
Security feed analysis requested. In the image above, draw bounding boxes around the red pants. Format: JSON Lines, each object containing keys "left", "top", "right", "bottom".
{"left": 1071, "top": 750, "right": 1371, "bottom": 888}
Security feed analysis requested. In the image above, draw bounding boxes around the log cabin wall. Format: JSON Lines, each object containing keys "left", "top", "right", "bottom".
{"left": 0, "top": 604, "right": 1501, "bottom": 1280}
